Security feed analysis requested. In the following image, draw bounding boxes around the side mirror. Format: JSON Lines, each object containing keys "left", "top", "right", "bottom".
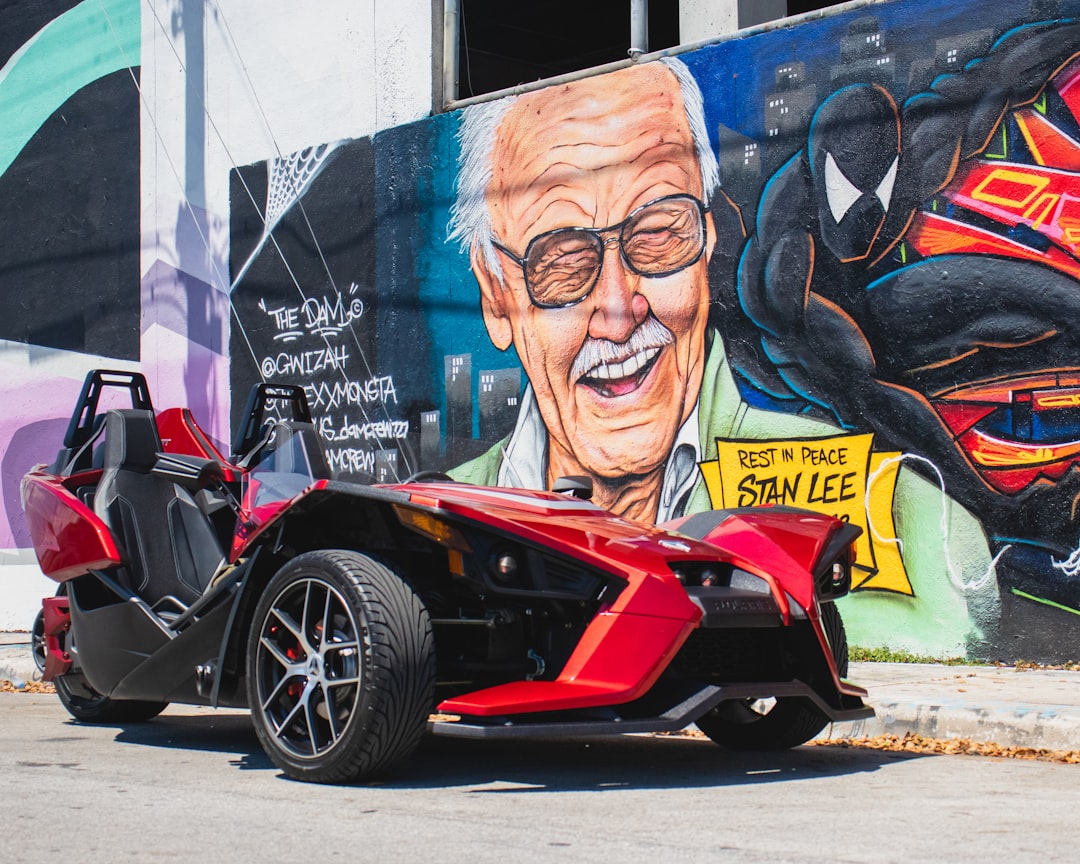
{"left": 551, "top": 475, "right": 593, "bottom": 500}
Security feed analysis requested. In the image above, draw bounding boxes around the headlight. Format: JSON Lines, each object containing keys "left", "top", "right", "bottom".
{"left": 668, "top": 562, "right": 734, "bottom": 587}
{"left": 491, "top": 552, "right": 519, "bottom": 584}
{"left": 821, "top": 553, "right": 852, "bottom": 596}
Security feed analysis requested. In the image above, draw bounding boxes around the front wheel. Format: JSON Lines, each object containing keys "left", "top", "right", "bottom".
{"left": 695, "top": 603, "right": 848, "bottom": 751}
{"left": 246, "top": 550, "right": 436, "bottom": 784}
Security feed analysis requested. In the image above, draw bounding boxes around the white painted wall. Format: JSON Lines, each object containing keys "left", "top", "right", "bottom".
{"left": 138, "top": 0, "right": 432, "bottom": 436}
{"left": 141, "top": 0, "right": 433, "bottom": 302}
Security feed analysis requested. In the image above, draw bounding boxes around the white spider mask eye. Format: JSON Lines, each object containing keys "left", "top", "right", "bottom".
{"left": 824, "top": 152, "right": 862, "bottom": 223}
{"left": 824, "top": 152, "right": 898, "bottom": 223}
{"left": 875, "top": 156, "right": 898, "bottom": 211}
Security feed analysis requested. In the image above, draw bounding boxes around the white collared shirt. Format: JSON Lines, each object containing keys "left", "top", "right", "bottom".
{"left": 496, "top": 384, "right": 701, "bottom": 521}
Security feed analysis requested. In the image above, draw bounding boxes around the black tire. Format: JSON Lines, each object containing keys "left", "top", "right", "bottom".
{"left": 30, "top": 608, "right": 46, "bottom": 675}
{"left": 822, "top": 600, "right": 849, "bottom": 678}
{"left": 246, "top": 550, "right": 436, "bottom": 784}
{"left": 48, "top": 593, "right": 167, "bottom": 724}
{"left": 695, "top": 603, "right": 849, "bottom": 751}
{"left": 55, "top": 673, "right": 168, "bottom": 723}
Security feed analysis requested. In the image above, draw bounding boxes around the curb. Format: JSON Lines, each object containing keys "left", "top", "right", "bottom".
{"left": 822, "top": 697, "right": 1080, "bottom": 752}
{"left": 0, "top": 639, "right": 37, "bottom": 686}
{"left": 821, "top": 662, "right": 1080, "bottom": 752}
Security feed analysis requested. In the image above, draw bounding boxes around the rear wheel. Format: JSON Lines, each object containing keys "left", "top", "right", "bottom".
{"left": 246, "top": 550, "right": 436, "bottom": 784}
{"left": 55, "top": 673, "right": 167, "bottom": 723}
{"left": 695, "top": 603, "right": 849, "bottom": 751}
{"left": 30, "top": 608, "right": 46, "bottom": 675}
{"left": 48, "top": 598, "right": 167, "bottom": 723}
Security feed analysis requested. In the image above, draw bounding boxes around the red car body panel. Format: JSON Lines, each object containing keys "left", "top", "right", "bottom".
{"left": 41, "top": 595, "right": 73, "bottom": 679}
{"left": 440, "top": 613, "right": 697, "bottom": 715}
{"left": 156, "top": 408, "right": 238, "bottom": 480}
{"left": 230, "top": 478, "right": 333, "bottom": 560}
{"left": 666, "top": 508, "right": 845, "bottom": 614}
{"left": 21, "top": 469, "right": 121, "bottom": 581}
{"left": 227, "top": 480, "right": 714, "bottom": 716}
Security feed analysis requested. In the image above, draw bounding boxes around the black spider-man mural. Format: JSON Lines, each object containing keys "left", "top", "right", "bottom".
{"left": 721, "top": 20, "right": 1080, "bottom": 554}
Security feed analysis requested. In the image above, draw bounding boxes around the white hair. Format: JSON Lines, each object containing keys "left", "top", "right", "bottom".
{"left": 446, "top": 57, "right": 721, "bottom": 282}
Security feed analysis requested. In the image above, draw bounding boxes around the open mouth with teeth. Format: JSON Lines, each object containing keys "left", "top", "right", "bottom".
{"left": 577, "top": 345, "right": 664, "bottom": 398}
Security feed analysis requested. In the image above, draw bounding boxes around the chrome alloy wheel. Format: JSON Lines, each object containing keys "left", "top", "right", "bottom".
{"left": 254, "top": 577, "right": 364, "bottom": 760}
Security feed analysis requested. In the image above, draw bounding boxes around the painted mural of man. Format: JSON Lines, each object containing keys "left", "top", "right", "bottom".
{"left": 445, "top": 57, "right": 999, "bottom": 657}
{"left": 447, "top": 59, "right": 743, "bottom": 522}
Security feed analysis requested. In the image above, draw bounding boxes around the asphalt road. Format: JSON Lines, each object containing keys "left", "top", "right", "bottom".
{"left": 3, "top": 692, "right": 1079, "bottom": 863}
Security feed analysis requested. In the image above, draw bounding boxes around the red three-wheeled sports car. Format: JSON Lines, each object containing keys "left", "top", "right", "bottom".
{"left": 22, "top": 369, "right": 870, "bottom": 783}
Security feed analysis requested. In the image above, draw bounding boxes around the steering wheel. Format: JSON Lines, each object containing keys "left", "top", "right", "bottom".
{"left": 402, "top": 470, "right": 454, "bottom": 483}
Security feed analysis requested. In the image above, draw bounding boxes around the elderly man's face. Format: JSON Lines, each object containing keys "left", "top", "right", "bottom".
{"left": 474, "top": 64, "right": 715, "bottom": 481}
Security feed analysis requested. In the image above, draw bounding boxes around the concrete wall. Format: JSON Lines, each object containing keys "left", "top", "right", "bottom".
{"left": 5, "top": 0, "right": 1080, "bottom": 662}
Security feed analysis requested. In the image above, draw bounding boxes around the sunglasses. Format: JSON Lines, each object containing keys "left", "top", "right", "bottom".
{"left": 492, "top": 194, "right": 709, "bottom": 309}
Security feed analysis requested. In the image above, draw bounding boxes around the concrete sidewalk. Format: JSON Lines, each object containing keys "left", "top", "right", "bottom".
{"left": 3, "top": 632, "right": 1080, "bottom": 751}
{"left": 824, "top": 661, "right": 1080, "bottom": 751}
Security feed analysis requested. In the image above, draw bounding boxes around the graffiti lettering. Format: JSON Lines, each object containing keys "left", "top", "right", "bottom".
{"left": 303, "top": 291, "right": 364, "bottom": 336}
{"left": 805, "top": 470, "right": 858, "bottom": 505}
{"left": 313, "top": 378, "right": 393, "bottom": 410}
{"left": 737, "top": 447, "right": 779, "bottom": 469}
{"left": 736, "top": 472, "right": 801, "bottom": 506}
{"left": 735, "top": 470, "right": 857, "bottom": 509}
{"left": 260, "top": 345, "right": 349, "bottom": 379}
{"left": 259, "top": 300, "right": 303, "bottom": 342}
{"left": 325, "top": 446, "right": 377, "bottom": 475}
{"left": 801, "top": 445, "right": 848, "bottom": 466}
{"left": 259, "top": 285, "right": 365, "bottom": 343}
{"left": 306, "top": 376, "right": 398, "bottom": 411}
{"left": 319, "top": 415, "right": 409, "bottom": 442}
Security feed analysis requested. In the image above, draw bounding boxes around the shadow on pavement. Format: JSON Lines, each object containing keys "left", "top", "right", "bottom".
{"left": 101, "top": 708, "right": 930, "bottom": 790}
{"left": 379, "top": 733, "right": 930, "bottom": 792}
{"left": 109, "top": 711, "right": 274, "bottom": 772}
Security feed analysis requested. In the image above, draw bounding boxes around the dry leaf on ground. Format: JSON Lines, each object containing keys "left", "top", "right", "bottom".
{"left": 812, "top": 732, "right": 1080, "bottom": 764}
{"left": 0, "top": 679, "right": 55, "bottom": 694}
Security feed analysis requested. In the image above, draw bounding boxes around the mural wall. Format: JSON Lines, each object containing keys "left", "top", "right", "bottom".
{"left": 5, "top": 0, "right": 1080, "bottom": 661}
{"left": 0, "top": 0, "right": 146, "bottom": 623}
{"left": 229, "top": 0, "right": 1080, "bottom": 662}
{"left": 0, "top": 0, "right": 430, "bottom": 629}
{"left": 0, "top": 0, "right": 238, "bottom": 625}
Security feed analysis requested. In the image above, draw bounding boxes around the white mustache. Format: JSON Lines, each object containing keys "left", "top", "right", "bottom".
{"left": 570, "top": 316, "right": 674, "bottom": 382}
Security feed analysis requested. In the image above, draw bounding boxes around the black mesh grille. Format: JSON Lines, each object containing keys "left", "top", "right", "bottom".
{"left": 668, "top": 628, "right": 787, "bottom": 682}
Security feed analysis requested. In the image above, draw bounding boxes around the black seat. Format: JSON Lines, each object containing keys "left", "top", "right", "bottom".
{"left": 93, "top": 409, "right": 226, "bottom": 609}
